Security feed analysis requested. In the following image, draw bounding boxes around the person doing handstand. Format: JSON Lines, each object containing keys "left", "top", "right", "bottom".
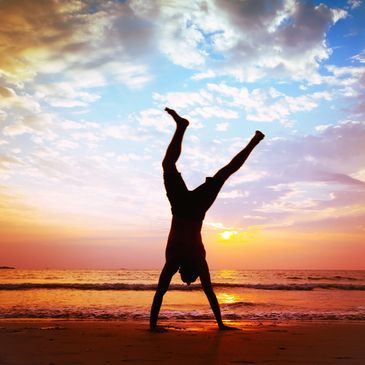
{"left": 150, "top": 108, "right": 264, "bottom": 331}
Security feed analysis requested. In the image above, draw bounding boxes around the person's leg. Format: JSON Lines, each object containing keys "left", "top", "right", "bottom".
{"left": 213, "top": 130, "right": 264, "bottom": 182}
{"left": 162, "top": 108, "right": 189, "bottom": 173}
{"left": 189, "top": 131, "right": 264, "bottom": 214}
{"left": 199, "top": 260, "right": 237, "bottom": 330}
{"left": 150, "top": 260, "right": 179, "bottom": 330}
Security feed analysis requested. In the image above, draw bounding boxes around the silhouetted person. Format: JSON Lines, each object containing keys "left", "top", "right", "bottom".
{"left": 150, "top": 108, "right": 264, "bottom": 331}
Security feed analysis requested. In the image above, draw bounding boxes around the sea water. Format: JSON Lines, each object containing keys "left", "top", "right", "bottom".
{"left": 0, "top": 269, "right": 364, "bottom": 321}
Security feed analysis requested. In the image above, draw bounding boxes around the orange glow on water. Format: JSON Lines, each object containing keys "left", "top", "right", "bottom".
{"left": 217, "top": 293, "right": 240, "bottom": 304}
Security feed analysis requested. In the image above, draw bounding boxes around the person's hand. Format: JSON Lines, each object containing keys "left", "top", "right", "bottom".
{"left": 219, "top": 324, "right": 240, "bottom": 331}
{"left": 150, "top": 325, "right": 169, "bottom": 333}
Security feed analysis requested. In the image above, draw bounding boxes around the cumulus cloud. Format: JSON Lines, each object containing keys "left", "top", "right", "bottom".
{"left": 323, "top": 62, "right": 365, "bottom": 118}
{"left": 206, "top": 83, "right": 333, "bottom": 123}
{"left": 194, "top": 118, "right": 365, "bottom": 237}
{"left": 347, "top": 0, "right": 361, "bottom": 9}
{"left": 0, "top": 153, "right": 22, "bottom": 170}
{"left": 220, "top": 189, "right": 249, "bottom": 199}
{"left": 3, "top": 113, "right": 55, "bottom": 137}
{"left": 132, "top": 0, "right": 346, "bottom": 83}
{"left": 151, "top": 83, "right": 332, "bottom": 126}
{"left": 0, "top": 0, "right": 152, "bottom": 88}
{"left": 0, "top": 0, "right": 350, "bottom": 90}
{"left": 245, "top": 121, "right": 365, "bottom": 228}
{"left": 351, "top": 49, "right": 365, "bottom": 64}
{"left": 35, "top": 83, "right": 101, "bottom": 108}
{"left": 104, "top": 123, "right": 150, "bottom": 141}
{"left": 137, "top": 108, "right": 172, "bottom": 134}
{"left": 190, "top": 106, "right": 239, "bottom": 119}
{"left": 153, "top": 90, "right": 214, "bottom": 110}
{"left": 0, "top": 87, "right": 40, "bottom": 112}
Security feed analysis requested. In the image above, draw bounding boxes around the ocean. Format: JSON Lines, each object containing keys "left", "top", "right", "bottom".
{"left": 1, "top": 269, "right": 364, "bottom": 321}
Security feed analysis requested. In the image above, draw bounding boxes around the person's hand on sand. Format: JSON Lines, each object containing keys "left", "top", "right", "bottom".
{"left": 219, "top": 324, "right": 240, "bottom": 331}
{"left": 150, "top": 325, "right": 169, "bottom": 333}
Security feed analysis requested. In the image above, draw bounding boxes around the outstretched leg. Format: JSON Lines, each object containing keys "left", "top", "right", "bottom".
{"left": 150, "top": 260, "right": 179, "bottom": 330}
{"left": 162, "top": 108, "right": 189, "bottom": 173}
{"left": 213, "top": 131, "right": 264, "bottom": 181}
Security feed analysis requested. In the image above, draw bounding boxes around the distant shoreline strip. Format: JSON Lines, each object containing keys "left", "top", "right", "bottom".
{"left": 1, "top": 283, "right": 365, "bottom": 291}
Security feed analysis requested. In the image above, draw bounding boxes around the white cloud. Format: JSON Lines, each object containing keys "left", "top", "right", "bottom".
{"left": 216, "top": 122, "right": 229, "bottom": 131}
{"left": 60, "top": 120, "right": 87, "bottom": 130}
{"left": 347, "top": 0, "right": 361, "bottom": 9}
{"left": 326, "top": 64, "right": 365, "bottom": 78}
{"left": 220, "top": 189, "right": 248, "bottom": 199}
{"left": 0, "top": 87, "right": 16, "bottom": 98}
{"left": 153, "top": 90, "right": 213, "bottom": 110}
{"left": 315, "top": 124, "right": 331, "bottom": 132}
{"left": 137, "top": 108, "right": 171, "bottom": 134}
{"left": 100, "top": 61, "right": 152, "bottom": 89}
{"left": 35, "top": 82, "right": 101, "bottom": 108}
{"left": 351, "top": 169, "right": 365, "bottom": 183}
{"left": 117, "top": 153, "right": 151, "bottom": 162}
{"left": 229, "top": 171, "right": 268, "bottom": 185}
{"left": 190, "top": 106, "right": 239, "bottom": 119}
{"left": 3, "top": 113, "right": 54, "bottom": 137}
{"left": 207, "top": 83, "right": 330, "bottom": 123}
{"left": 0, "top": 0, "right": 349, "bottom": 90}
{"left": 104, "top": 123, "right": 149, "bottom": 141}
{"left": 3, "top": 123, "right": 31, "bottom": 137}
{"left": 0, "top": 1, "right": 154, "bottom": 93}
{"left": 0, "top": 87, "right": 41, "bottom": 113}
{"left": 0, "top": 110, "right": 7, "bottom": 121}
{"left": 0, "top": 153, "right": 22, "bottom": 169}
{"left": 143, "top": 0, "right": 346, "bottom": 83}
{"left": 351, "top": 49, "right": 365, "bottom": 64}
{"left": 152, "top": 82, "right": 333, "bottom": 128}
{"left": 56, "top": 139, "right": 79, "bottom": 150}
{"left": 71, "top": 131, "right": 102, "bottom": 143}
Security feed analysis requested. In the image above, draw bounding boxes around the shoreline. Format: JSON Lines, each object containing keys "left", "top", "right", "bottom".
{"left": 1, "top": 319, "right": 364, "bottom": 364}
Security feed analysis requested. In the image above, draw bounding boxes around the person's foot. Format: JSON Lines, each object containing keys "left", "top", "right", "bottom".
{"left": 165, "top": 107, "right": 189, "bottom": 128}
{"left": 253, "top": 130, "right": 265, "bottom": 142}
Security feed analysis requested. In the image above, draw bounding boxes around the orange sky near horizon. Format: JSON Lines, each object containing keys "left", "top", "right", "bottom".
{"left": 1, "top": 203, "right": 364, "bottom": 269}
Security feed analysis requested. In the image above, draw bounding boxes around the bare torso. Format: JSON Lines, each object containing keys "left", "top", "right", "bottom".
{"left": 166, "top": 216, "right": 205, "bottom": 261}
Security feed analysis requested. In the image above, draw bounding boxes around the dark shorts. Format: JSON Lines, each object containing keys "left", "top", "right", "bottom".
{"left": 163, "top": 172, "right": 225, "bottom": 221}
{"left": 166, "top": 254, "right": 208, "bottom": 286}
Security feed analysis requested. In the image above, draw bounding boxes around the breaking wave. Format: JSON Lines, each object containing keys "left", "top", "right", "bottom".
{"left": 0, "top": 308, "right": 364, "bottom": 321}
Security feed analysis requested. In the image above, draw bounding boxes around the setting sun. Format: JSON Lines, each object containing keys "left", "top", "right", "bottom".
{"left": 220, "top": 231, "right": 238, "bottom": 240}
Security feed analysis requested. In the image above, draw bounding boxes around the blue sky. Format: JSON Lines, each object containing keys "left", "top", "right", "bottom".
{"left": 0, "top": 0, "right": 364, "bottom": 269}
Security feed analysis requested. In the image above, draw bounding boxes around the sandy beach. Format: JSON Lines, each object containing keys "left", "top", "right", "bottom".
{"left": 0, "top": 320, "right": 364, "bottom": 365}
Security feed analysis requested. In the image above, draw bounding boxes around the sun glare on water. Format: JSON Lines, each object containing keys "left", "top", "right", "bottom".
{"left": 217, "top": 292, "right": 240, "bottom": 304}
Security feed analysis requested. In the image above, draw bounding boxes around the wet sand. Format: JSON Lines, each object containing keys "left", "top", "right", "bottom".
{"left": 0, "top": 319, "right": 364, "bottom": 364}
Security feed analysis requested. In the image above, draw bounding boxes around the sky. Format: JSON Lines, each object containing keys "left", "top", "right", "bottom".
{"left": 0, "top": 0, "right": 364, "bottom": 270}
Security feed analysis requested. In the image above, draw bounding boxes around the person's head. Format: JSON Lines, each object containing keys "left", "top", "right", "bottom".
{"left": 179, "top": 261, "right": 199, "bottom": 286}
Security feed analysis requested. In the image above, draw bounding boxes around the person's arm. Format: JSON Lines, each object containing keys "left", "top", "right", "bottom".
{"left": 199, "top": 261, "right": 238, "bottom": 330}
{"left": 150, "top": 261, "right": 179, "bottom": 331}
